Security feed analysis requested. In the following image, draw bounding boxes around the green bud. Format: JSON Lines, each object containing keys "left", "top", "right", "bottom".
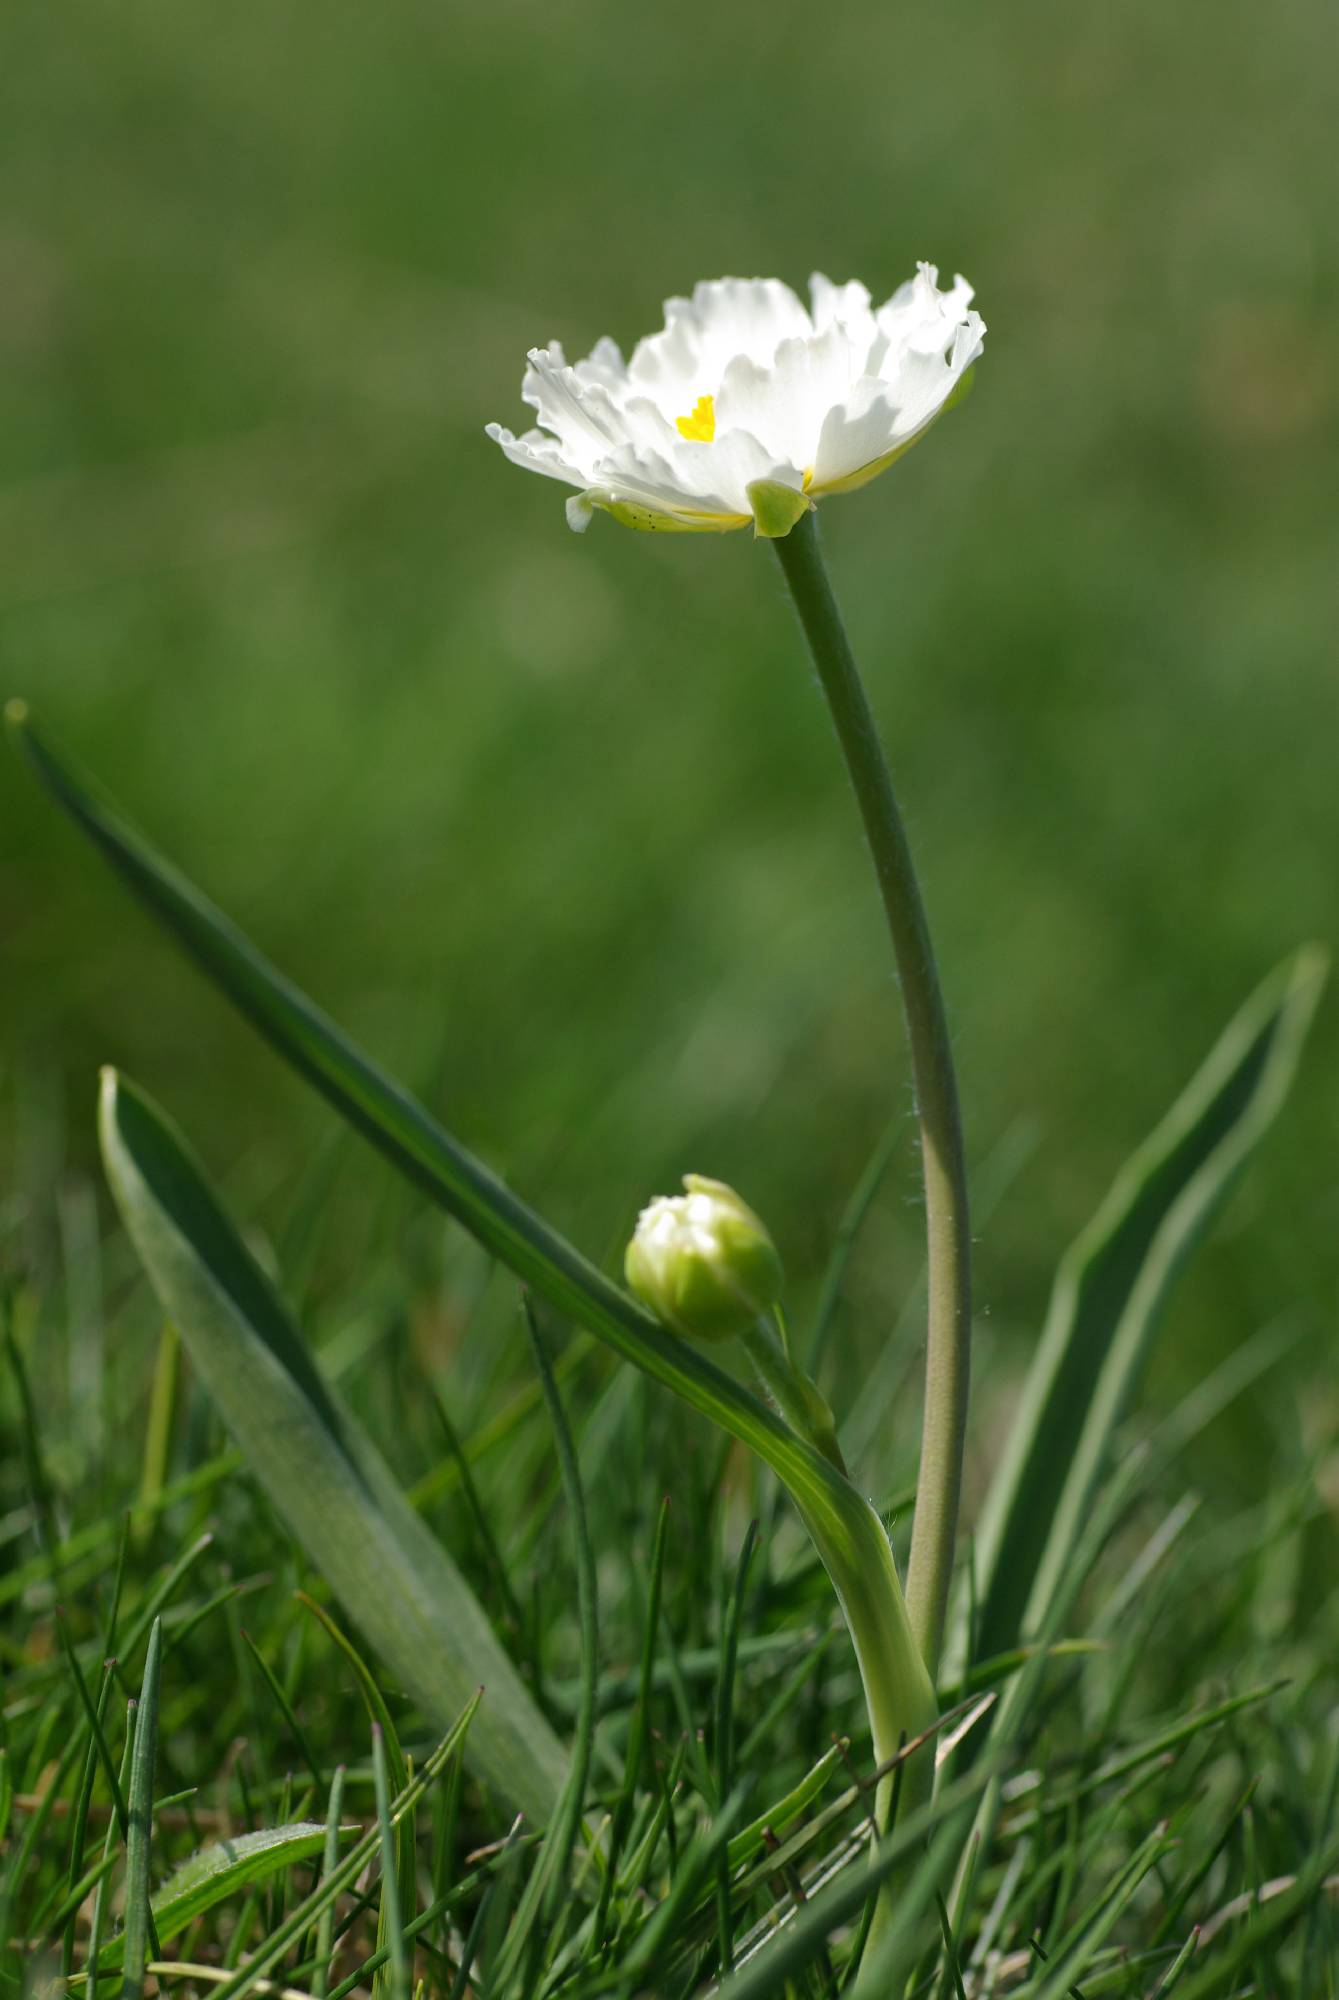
{"left": 625, "top": 1174, "right": 783, "bottom": 1343}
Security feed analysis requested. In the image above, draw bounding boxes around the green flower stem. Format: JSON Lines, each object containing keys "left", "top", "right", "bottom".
{"left": 771, "top": 507, "right": 972, "bottom": 1678}
{"left": 795, "top": 1480, "right": 938, "bottom": 1926}
{"left": 742, "top": 1319, "right": 846, "bottom": 1474}
{"left": 740, "top": 1313, "right": 938, "bottom": 1932}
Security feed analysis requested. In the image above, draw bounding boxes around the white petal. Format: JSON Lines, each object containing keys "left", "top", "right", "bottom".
{"left": 572, "top": 335, "right": 628, "bottom": 391}
{"left": 485, "top": 421, "right": 589, "bottom": 487}
{"left": 627, "top": 277, "right": 814, "bottom": 418}
{"left": 687, "top": 276, "right": 813, "bottom": 357}
{"left": 521, "top": 347, "right": 623, "bottom": 463}
{"left": 886, "top": 317, "right": 984, "bottom": 441}
{"left": 577, "top": 425, "right": 794, "bottom": 524}
{"left": 874, "top": 264, "right": 977, "bottom": 373}
{"left": 714, "top": 328, "right": 857, "bottom": 470}
{"left": 810, "top": 379, "right": 900, "bottom": 488}
{"left": 809, "top": 272, "right": 874, "bottom": 334}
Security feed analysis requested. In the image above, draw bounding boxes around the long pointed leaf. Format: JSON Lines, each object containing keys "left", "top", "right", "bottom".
{"left": 98, "top": 1068, "right": 568, "bottom": 1824}
{"left": 8, "top": 702, "right": 841, "bottom": 1521}
{"left": 971, "top": 946, "right": 1326, "bottom": 1662}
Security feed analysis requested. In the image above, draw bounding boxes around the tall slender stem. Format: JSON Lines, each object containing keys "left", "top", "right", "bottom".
{"left": 771, "top": 507, "right": 972, "bottom": 1678}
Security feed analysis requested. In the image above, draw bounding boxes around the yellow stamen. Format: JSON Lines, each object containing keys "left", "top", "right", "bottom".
{"left": 675, "top": 394, "right": 716, "bottom": 443}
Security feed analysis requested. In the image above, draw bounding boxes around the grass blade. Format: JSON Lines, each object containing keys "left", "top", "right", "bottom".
{"left": 135, "top": 1323, "right": 180, "bottom": 1535}
{"left": 493, "top": 1300, "right": 601, "bottom": 1989}
{"left": 62, "top": 1660, "right": 117, "bottom": 1978}
{"left": 291, "top": 1596, "right": 418, "bottom": 1968}
{"left": 239, "top": 1630, "right": 324, "bottom": 1791}
{"left": 95, "top": 1824, "right": 353, "bottom": 1968}
{"left": 715, "top": 1519, "right": 759, "bottom": 1976}
{"left": 371, "top": 1726, "right": 410, "bottom": 2000}
{"left": 98, "top": 1066, "right": 568, "bottom": 1824}
{"left": 120, "top": 1617, "right": 163, "bottom": 2000}
{"left": 526, "top": 1300, "right": 599, "bottom": 1922}
{"left": 86, "top": 1700, "right": 137, "bottom": 2000}
{"left": 311, "top": 1765, "right": 347, "bottom": 2000}
{"left": 971, "top": 946, "right": 1326, "bottom": 1660}
{"left": 594, "top": 1494, "right": 670, "bottom": 1951}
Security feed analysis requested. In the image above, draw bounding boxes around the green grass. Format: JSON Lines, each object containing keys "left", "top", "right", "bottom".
{"left": 4, "top": 1180, "right": 1339, "bottom": 1992}
{"left": 2, "top": 892, "right": 1336, "bottom": 1989}
{"left": 3, "top": 0, "right": 1338, "bottom": 1989}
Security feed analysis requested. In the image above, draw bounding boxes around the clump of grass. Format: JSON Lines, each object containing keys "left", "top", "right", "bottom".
{"left": 4, "top": 1102, "right": 1338, "bottom": 1995}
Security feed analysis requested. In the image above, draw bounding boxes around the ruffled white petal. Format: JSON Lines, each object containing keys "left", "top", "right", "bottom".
{"left": 485, "top": 422, "right": 589, "bottom": 488}
{"left": 488, "top": 263, "right": 984, "bottom": 531}
{"left": 593, "top": 427, "right": 797, "bottom": 522}
{"left": 809, "top": 273, "right": 878, "bottom": 352}
{"left": 811, "top": 379, "right": 901, "bottom": 489}
{"left": 627, "top": 278, "right": 813, "bottom": 418}
{"left": 715, "top": 327, "right": 859, "bottom": 474}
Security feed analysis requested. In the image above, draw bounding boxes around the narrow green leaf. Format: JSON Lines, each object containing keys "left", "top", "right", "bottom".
{"left": 97, "top": 1067, "right": 567, "bottom": 1825}
{"left": 296, "top": 1595, "right": 405, "bottom": 1785}
{"left": 239, "top": 1629, "right": 324, "bottom": 1790}
{"left": 595, "top": 1493, "right": 670, "bottom": 1949}
{"left": 311, "top": 1766, "right": 347, "bottom": 2000}
{"left": 96, "top": 1823, "right": 353, "bottom": 1968}
{"left": 715, "top": 1519, "right": 759, "bottom": 1975}
{"left": 431, "top": 1389, "right": 526, "bottom": 1640}
{"left": 1149, "top": 1927, "right": 1202, "bottom": 1996}
{"left": 86, "top": 1700, "right": 137, "bottom": 2000}
{"left": 8, "top": 704, "right": 842, "bottom": 1524}
{"left": 1029, "top": 1824, "right": 1176, "bottom": 2000}
{"left": 371, "top": 1727, "right": 411, "bottom": 2000}
{"left": 62, "top": 1658, "right": 117, "bottom": 1980}
{"left": 291, "top": 1595, "right": 417, "bottom": 1962}
{"left": 119, "top": 1533, "right": 214, "bottom": 1668}
{"left": 528, "top": 1299, "right": 599, "bottom": 1927}
{"left": 493, "top": 1302, "right": 601, "bottom": 1989}
{"left": 136, "top": 1323, "right": 179, "bottom": 1535}
{"left": 724, "top": 1741, "right": 847, "bottom": 1872}
{"left": 121, "top": 1617, "right": 163, "bottom": 2000}
{"left": 56, "top": 1623, "right": 128, "bottom": 1846}
{"left": 971, "top": 947, "right": 1326, "bottom": 1661}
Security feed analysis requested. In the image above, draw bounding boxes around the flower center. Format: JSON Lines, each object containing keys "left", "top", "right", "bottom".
{"left": 675, "top": 394, "right": 715, "bottom": 443}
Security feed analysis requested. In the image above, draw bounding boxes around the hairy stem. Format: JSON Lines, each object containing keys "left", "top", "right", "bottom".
{"left": 771, "top": 507, "right": 972, "bottom": 1677}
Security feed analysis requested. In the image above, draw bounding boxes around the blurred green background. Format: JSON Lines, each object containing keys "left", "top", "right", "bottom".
{"left": 3, "top": 0, "right": 1336, "bottom": 1508}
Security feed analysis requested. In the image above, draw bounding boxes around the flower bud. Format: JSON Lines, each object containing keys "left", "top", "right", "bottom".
{"left": 624, "top": 1174, "right": 783, "bottom": 1343}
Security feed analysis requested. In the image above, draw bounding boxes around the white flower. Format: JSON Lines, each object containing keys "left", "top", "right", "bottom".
{"left": 487, "top": 264, "right": 984, "bottom": 537}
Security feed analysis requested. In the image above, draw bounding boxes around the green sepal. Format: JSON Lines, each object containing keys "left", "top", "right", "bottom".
{"left": 747, "top": 479, "right": 812, "bottom": 540}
